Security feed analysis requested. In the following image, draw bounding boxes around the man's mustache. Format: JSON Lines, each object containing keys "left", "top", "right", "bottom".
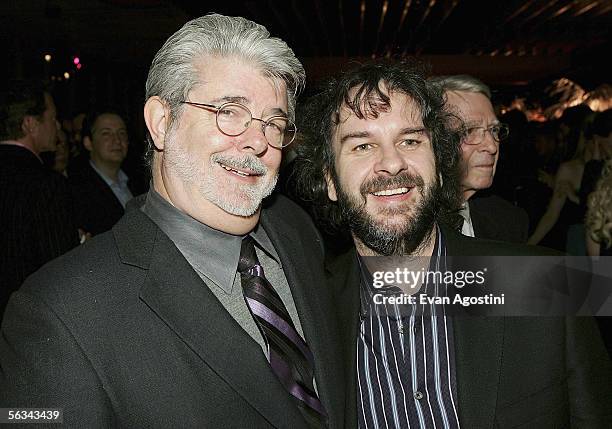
{"left": 360, "top": 172, "right": 425, "bottom": 196}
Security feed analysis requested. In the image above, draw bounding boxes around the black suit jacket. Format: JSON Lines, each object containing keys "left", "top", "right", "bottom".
{"left": 468, "top": 194, "right": 529, "bottom": 243}
{"left": 329, "top": 228, "right": 612, "bottom": 428}
{"left": 0, "top": 194, "right": 345, "bottom": 428}
{"left": 67, "top": 160, "right": 142, "bottom": 236}
{"left": 0, "top": 145, "right": 78, "bottom": 317}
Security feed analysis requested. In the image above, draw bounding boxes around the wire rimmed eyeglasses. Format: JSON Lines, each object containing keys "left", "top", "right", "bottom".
{"left": 181, "top": 101, "right": 296, "bottom": 149}
{"left": 463, "top": 123, "right": 510, "bottom": 145}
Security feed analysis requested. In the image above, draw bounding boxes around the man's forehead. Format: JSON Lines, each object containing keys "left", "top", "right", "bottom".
{"left": 446, "top": 90, "right": 494, "bottom": 120}
{"left": 336, "top": 91, "right": 423, "bottom": 126}
{"left": 191, "top": 56, "right": 288, "bottom": 111}
{"left": 94, "top": 113, "right": 126, "bottom": 129}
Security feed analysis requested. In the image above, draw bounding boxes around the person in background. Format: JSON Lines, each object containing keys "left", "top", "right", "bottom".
{"left": 0, "top": 80, "right": 78, "bottom": 317}
{"left": 52, "top": 128, "right": 70, "bottom": 176}
{"left": 67, "top": 110, "right": 140, "bottom": 236}
{"left": 528, "top": 105, "right": 595, "bottom": 253}
{"left": 585, "top": 158, "right": 612, "bottom": 358}
{"left": 579, "top": 108, "right": 612, "bottom": 209}
{"left": 431, "top": 74, "right": 529, "bottom": 243}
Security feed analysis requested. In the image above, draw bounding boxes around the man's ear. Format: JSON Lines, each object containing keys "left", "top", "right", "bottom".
{"left": 325, "top": 170, "right": 338, "bottom": 201}
{"left": 21, "top": 116, "right": 38, "bottom": 137}
{"left": 83, "top": 136, "right": 93, "bottom": 152}
{"left": 144, "top": 96, "right": 169, "bottom": 151}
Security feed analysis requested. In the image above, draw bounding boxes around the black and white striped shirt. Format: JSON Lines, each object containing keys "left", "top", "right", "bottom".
{"left": 357, "top": 227, "right": 461, "bottom": 429}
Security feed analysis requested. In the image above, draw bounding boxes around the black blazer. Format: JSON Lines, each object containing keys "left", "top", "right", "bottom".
{"left": 328, "top": 228, "right": 612, "bottom": 428}
{"left": 469, "top": 194, "right": 529, "bottom": 243}
{"left": 67, "top": 160, "right": 142, "bottom": 236}
{"left": 0, "top": 194, "right": 345, "bottom": 428}
{"left": 0, "top": 145, "right": 78, "bottom": 317}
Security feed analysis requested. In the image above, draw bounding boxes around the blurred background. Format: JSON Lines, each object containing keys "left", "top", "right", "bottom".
{"left": 2, "top": 0, "right": 611, "bottom": 153}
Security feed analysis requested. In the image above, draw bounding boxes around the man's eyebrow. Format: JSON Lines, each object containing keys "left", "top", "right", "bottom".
{"left": 399, "top": 127, "right": 427, "bottom": 135}
{"left": 95, "top": 127, "right": 126, "bottom": 132}
{"left": 209, "top": 96, "right": 288, "bottom": 117}
{"left": 340, "top": 131, "right": 370, "bottom": 144}
{"left": 210, "top": 95, "right": 249, "bottom": 104}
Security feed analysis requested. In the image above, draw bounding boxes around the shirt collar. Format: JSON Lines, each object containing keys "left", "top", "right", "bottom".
{"left": 0, "top": 140, "right": 43, "bottom": 163}
{"left": 89, "top": 159, "right": 128, "bottom": 187}
{"left": 141, "top": 188, "right": 279, "bottom": 294}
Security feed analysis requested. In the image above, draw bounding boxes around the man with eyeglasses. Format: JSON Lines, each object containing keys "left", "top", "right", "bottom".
{"left": 431, "top": 75, "right": 530, "bottom": 243}
{"left": 0, "top": 15, "right": 344, "bottom": 428}
{"left": 67, "top": 110, "right": 144, "bottom": 237}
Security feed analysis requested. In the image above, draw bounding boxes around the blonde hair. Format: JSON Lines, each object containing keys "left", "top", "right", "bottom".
{"left": 586, "top": 159, "right": 612, "bottom": 248}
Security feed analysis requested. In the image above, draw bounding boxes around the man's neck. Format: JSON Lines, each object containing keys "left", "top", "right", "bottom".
{"left": 152, "top": 177, "right": 259, "bottom": 236}
{"left": 463, "top": 188, "right": 476, "bottom": 201}
{"left": 91, "top": 158, "right": 121, "bottom": 182}
{"left": 15, "top": 137, "right": 38, "bottom": 155}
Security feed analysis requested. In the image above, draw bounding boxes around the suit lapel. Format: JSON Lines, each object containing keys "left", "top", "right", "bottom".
{"left": 260, "top": 209, "right": 345, "bottom": 428}
{"left": 468, "top": 200, "right": 488, "bottom": 239}
{"left": 115, "top": 210, "right": 306, "bottom": 429}
{"left": 445, "top": 230, "right": 504, "bottom": 426}
{"left": 325, "top": 247, "right": 360, "bottom": 428}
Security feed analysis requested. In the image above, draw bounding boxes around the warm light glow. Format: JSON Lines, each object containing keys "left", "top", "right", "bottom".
{"left": 44, "top": 54, "right": 52, "bottom": 62}
{"left": 584, "top": 84, "right": 612, "bottom": 112}
{"left": 63, "top": 72, "right": 70, "bottom": 79}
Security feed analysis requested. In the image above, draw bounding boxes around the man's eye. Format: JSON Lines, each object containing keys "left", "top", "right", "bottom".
{"left": 354, "top": 143, "right": 373, "bottom": 151}
{"left": 399, "top": 139, "right": 419, "bottom": 147}
{"left": 218, "top": 109, "right": 235, "bottom": 117}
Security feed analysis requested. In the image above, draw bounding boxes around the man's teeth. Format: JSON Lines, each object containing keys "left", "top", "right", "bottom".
{"left": 220, "top": 163, "right": 250, "bottom": 177}
{"left": 373, "top": 187, "right": 410, "bottom": 196}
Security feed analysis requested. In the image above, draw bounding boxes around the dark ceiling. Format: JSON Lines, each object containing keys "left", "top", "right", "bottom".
{"left": 2, "top": 0, "right": 611, "bottom": 88}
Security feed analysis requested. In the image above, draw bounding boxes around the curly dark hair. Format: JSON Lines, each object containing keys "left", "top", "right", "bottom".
{"left": 291, "top": 59, "right": 463, "bottom": 237}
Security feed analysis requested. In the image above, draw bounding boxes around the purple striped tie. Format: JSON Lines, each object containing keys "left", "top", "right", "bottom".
{"left": 238, "top": 236, "right": 327, "bottom": 426}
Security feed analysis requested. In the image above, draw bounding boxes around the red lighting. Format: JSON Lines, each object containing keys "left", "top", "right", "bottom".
{"left": 76, "top": 63, "right": 82, "bottom": 70}
{"left": 73, "top": 57, "right": 80, "bottom": 65}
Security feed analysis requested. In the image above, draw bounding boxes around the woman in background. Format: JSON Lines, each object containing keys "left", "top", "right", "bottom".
{"left": 586, "top": 159, "right": 612, "bottom": 257}
{"left": 585, "top": 158, "right": 612, "bottom": 359}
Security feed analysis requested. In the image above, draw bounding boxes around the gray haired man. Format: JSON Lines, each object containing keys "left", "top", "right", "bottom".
{"left": 1, "top": 14, "right": 344, "bottom": 428}
{"left": 431, "top": 75, "right": 529, "bottom": 243}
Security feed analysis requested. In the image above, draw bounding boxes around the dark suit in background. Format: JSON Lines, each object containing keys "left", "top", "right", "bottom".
{"left": 469, "top": 193, "right": 529, "bottom": 243}
{"left": 67, "top": 159, "right": 143, "bottom": 236}
{"left": 330, "top": 227, "right": 612, "bottom": 428}
{"left": 0, "top": 145, "right": 78, "bottom": 317}
{"left": 0, "top": 195, "right": 345, "bottom": 428}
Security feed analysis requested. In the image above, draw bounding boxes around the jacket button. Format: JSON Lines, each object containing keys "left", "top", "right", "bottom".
{"left": 414, "top": 391, "right": 424, "bottom": 400}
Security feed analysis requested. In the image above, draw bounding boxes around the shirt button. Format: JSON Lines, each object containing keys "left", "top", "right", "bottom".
{"left": 414, "top": 391, "right": 424, "bottom": 400}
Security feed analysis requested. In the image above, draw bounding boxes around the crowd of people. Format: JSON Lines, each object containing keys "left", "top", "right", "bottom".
{"left": 0, "top": 94, "right": 148, "bottom": 315}
{"left": 1, "top": 13, "right": 611, "bottom": 428}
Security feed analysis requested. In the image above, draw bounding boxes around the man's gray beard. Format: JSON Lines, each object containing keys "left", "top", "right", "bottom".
{"left": 164, "top": 139, "right": 278, "bottom": 217}
{"left": 201, "top": 153, "right": 278, "bottom": 216}
{"left": 335, "top": 179, "right": 439, "bottom": 256}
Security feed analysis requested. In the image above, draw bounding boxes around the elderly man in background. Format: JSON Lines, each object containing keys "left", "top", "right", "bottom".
{"left": 431, "top": 74, "right": 529, "bottom": 243}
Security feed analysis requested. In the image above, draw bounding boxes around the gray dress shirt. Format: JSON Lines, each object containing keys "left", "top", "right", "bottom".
{"left": 141, "top": 189, "right": 307, "bottom": 357}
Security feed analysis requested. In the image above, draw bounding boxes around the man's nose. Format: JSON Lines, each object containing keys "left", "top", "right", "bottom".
{"left": 479, "top": 129, "right": 499, "bottom": 154}
{"left": 374, "top": 145, "right": 408, "bottom": 176}
{"left": 235, "top": 120, "right": 269, "bottom": 155}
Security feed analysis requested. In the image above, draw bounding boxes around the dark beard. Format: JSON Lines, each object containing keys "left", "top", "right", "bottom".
{"left": 335, "top": 172, "right": 439, "bottom": 256}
